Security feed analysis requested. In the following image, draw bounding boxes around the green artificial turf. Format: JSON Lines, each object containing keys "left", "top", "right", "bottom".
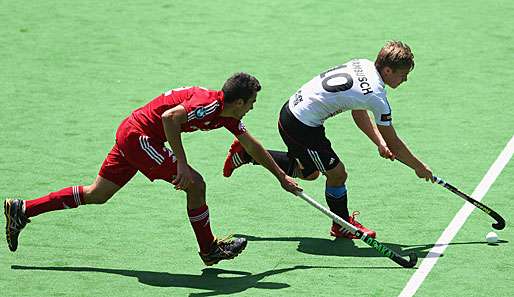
{"left": 1, "top": 1, "right": 513, "bottom": 296}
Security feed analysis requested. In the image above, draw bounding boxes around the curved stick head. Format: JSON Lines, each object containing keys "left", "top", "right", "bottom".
{"left": 394, "top": 252, "right": 418, "bottom": 268}
{"left": 492, "top": 219, "right": 505, "bottom": 230}
{"left": 405, "top": 253, "right": 418, "bottom": 268}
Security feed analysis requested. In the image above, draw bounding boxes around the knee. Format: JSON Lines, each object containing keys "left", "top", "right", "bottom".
{"left": 185, "top": 175, "right": 206, "bottom": 209}
{"left": 327, "top": 168, "right": 348, "bottom": 185}
{"left": 185, "top": 175, "right": 206, "bottom": 196}
{"left": 193, "top": 175, "right": 206, "bottom": 193}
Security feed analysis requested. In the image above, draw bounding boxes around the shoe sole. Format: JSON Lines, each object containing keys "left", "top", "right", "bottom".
{"left": 223, "top": 142, "right": 247, "bottom": 177}
{"left": 203, "top": 240, "right": 248, "bottom": 266}
{"left": 223, "top": 157, "right": 234, "bottom": 177}
{"left": 223, "top": 154, "right": 242, "bottom": 178}
{"left": 4, "top": 199, "right": 15, "bottom": 252}
{"left": 223, "top": 145, "right": 237, "bottom": 177}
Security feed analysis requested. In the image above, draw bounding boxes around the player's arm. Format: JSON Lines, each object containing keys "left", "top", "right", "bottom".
{"left": 236, "top": 132, "right": 301, "bottom": 193}
{"left": 161, "top": 105, "right": 193, "bottom": 190}
{"left": 377, "top": 124, "right": 434, "bottom": 182}
{"left": 351, "top": 110, "right": 394, "bottom": 160}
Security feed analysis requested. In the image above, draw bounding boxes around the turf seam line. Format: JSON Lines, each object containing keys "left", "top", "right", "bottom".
{"left": 398, "top": 135, "right": 514, "bottom": 297}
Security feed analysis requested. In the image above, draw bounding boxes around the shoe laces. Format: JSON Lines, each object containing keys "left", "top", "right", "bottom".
{"left": 217, "top": 234, "right": 234, "bottom": 243}
{"left": 7, "top": 201, "right": 30, "bottom": 231}
{"left": 215, "top": 234, "right": 236, "bottom": 253}
{"left": 349, "top": 211, "right": 363, "bottom": 228}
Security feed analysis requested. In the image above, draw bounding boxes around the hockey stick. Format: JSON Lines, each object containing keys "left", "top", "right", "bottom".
{"left": 295, "top": 191, "right": 418, "bottom": 268}
{"left": 397, "top": 159, "right": 505, "bottom": 230}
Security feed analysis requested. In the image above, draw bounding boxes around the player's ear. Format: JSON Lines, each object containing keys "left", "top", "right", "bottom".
{"left": 234, "top": 98, "right": 245, "bottom": 107}
{"left": 383, "top": 66, "right": 393, "bottom": 76}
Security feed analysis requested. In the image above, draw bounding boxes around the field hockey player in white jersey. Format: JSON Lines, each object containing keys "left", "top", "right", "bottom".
{"left": 223, "top": 41, "right": 434, "bottom": 239}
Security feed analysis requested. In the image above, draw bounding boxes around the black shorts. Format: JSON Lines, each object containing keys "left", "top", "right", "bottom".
{"left": 278, "top": 102, "right": 340, "bottom": 177}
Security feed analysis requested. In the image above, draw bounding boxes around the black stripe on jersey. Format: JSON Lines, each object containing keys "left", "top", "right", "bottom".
{"left": 381, "top": 113, "right": 392, "bottom": 122}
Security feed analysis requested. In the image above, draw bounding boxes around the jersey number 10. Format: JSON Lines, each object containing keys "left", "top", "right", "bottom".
{"left": 319, "top": 65, "right": 353, "bottom": 93}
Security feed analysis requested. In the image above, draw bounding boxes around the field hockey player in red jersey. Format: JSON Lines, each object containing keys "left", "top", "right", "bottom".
{"left": 4, "top": 72, "right": 300, "bottom": 266}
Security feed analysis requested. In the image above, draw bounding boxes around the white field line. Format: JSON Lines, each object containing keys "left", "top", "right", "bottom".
{"left": 398, "top": 135, "right": 514, "bottom": 297}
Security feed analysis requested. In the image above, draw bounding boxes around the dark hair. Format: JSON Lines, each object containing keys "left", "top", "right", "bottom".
{"left": 375, "top": 40, "right": 415, "bottom": 72}
{"left": 222, "top": 72, "right": 261, "bottom": 103}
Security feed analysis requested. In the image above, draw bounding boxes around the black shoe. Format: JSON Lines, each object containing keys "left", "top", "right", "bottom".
{"left": 4, "top": 199, "right": 30, "bottom": 252}
{"left": 199, "top": 236, "right": 247, "bottom": 266}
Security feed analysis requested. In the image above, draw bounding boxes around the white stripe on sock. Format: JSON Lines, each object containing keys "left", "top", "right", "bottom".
{"left": 189, "top": 210, "right": 209, "bottom": 222}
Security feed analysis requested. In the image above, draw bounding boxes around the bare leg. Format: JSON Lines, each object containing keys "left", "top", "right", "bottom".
{"left": 183, "top": 168, "right": 206, "bottom": 210}
{"left": 325, "top": 162, "right": 348, "bottom": 187}
{"left": 83, "top": 175, "right": 122, "bottom": 205}
{"left": 184, "top": 167, "right": 215, "bottom": 254}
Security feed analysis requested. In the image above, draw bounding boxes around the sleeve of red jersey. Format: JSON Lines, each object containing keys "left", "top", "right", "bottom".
{"left": 180, "top": 89, "right": 220, "bottom": 123}
{"left": 224, "top": 118, "right": 247, "bottom": 136}
{"left": 179, "top": 88, "right": 202, "bottom": 114}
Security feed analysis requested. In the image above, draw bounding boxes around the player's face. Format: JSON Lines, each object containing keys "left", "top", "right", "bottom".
{"left": 237, "top": 93, "right": 257, "bottom": 119}
{"left": 384, "top": 67, "right": 410, "bottom": 89}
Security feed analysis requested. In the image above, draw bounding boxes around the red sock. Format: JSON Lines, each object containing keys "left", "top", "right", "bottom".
{"left": 24, "top": 186, "right": 84, "bottom": 218}
{"left": 188, "top": 204, "right": 215, "bottom": 254}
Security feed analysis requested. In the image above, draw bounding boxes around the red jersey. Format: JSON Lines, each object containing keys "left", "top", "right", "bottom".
{"left": 127, "top": 86, "right": 246, "bottom": 142}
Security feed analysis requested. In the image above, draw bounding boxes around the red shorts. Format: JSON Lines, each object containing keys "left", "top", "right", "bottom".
{"left": 98, "top": 118, "right": 178, "bottom": 187}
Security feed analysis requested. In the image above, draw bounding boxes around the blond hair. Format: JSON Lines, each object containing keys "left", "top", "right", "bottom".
{"left": 375, "top": 41, "right": 414, "bottom": 72}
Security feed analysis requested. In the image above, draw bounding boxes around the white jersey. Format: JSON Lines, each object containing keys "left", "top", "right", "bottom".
{"left": 288, "top": 59, "right": 392, "bottom": 127}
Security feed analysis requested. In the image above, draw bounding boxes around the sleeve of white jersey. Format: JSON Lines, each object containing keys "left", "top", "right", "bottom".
{"left": 368, "top": 95, "right": 392, "bottom": 126}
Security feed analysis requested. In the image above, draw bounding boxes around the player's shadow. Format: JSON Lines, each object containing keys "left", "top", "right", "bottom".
{"left": 235, "top": 234, "right": 508, "bottom": 259}
{"left": 11, "top": 264, "right": 362, "bottom": 297}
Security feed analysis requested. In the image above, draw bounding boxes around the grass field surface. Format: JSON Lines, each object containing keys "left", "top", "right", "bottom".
{"left": 1, "top": 1, "right": 513, "bottom": 296}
